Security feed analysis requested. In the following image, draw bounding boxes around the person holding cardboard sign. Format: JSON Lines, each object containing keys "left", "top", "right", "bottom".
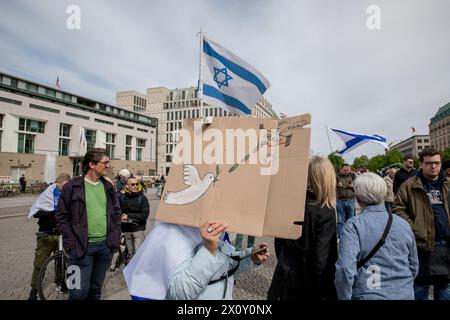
{"left": 123, "top": 219, "right": 270, "bottom": 300}
{"left": 165, "top": 220, "right": 270, "bottom": 300}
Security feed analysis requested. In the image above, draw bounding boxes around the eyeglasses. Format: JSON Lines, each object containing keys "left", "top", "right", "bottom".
{"left": 98, "top": 160, "right": 111, "bottom": 166}
{"left": 129, "top": 183, "right": 139, "bottom": 186}
{"left": 423, "top": 161, "right": 441, "bottom": 166}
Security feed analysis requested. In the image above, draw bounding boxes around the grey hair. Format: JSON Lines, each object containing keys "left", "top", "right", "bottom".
{"left": 353, "top": 172, "right": 387, "bottom": 206}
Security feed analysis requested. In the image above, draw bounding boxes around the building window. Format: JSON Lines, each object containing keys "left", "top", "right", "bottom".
{"left": 85, "top": 129, "right": 96, "bottom": 151}
{"left": 126, "top": 147, "right": 132, "bottom": 161}
{"left": 59, "top": 138, "right": 70, "bottom": 156}
{"left": 136, "top": 148, "right": 142, "bottom": 161}
{"left": 46, "top": 88, "right": 56, "bottom": 97}
{"left": 425, "top": 139, "right": 429, "bottom": 143}
{"left": 0, "top": 114, "right": 3, "bottom": 128}
{"left": 105, "top": 133, "right": 116, "bottom": 159}
{"left": 58, "top": 123, "right": 71, "bottom": 156}
{"left": 17, "top": 133, "right": 35, "bottom": 154}
{"left": 136, "top": 138, "right": 146, "bottom": 148}
{"left": 417, "top": 139, "right": 422, "bottom": 143}
{"left": 126, "top": 135, "right": 133, "bottom": 146}
{"left": 166, "top": 155, "right": 172, "bottom": 162}
{"left": 19, "top": 118, "right": 45, "bottom": 133}
{"left": 59, "top": 123, "right": 71, "bottom": 137}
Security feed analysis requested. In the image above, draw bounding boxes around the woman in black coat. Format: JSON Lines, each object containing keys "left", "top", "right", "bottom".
{"left": 268, "top": 156, "right": 338, "bottom": 300}
{"left": 120, "top": 177, "right": 150, "bottom": 256}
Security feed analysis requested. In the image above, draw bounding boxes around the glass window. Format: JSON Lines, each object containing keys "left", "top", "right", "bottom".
{"left": 27, "top": 83, "right": 38, "bottom": 92}
{"left": 2, "top": 76, "right": 11, "bottom": 86}
{"left": 17, "top": 133, "right": 35, "bottom": 154}
{"left": 59, "top": 138, "right": 70, "bottom": 156}
{"left": 136, "top": 148, "right": 142, "bottom": 161}
{"left": 106, "top": 133, "right": 116, "bottom": 144}
{"left": 85, "top": 129, "right": 96, "bottom": 151}
{"left": 105, "top": 144, "right": 115, "bottom": 159}
{"left": 126, "top": 135, "right": 133, "bottom": 146}
{"left": 136, "top": 138, "right": 146, "bottom": 148}
{"left": 46, "top": 89, "right": 56, "bottom": 97}
{"left": 19, "top": 118, "right": 45, "bottom": 133}
{"left": 59, "top": 123, "right": 71, "bottom": 137}
{"left": 0, "top": 114, "right": 3, "bottom": 128}
{"left": 126, "top": 147, "right": 132, "bottom": 160}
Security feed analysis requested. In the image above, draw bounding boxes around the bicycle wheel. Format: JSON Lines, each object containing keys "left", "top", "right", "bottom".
{"left": 38, "top": 254, "right": 70, "bottom": 300}
{"left": 11, "top": 186, "right": 20, "bottom": 196}
{"left": 32, "top": 185, "right": 40, "bottom": 194}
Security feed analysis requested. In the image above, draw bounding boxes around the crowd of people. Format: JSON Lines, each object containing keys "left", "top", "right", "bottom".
{"left": 25, "top": 146, "right": 450, "bottom": 301}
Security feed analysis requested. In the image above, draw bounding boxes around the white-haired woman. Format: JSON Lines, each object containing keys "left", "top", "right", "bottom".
{"left": 268, "top": 156, "right": 338, "bottom": 300}
{"left": 335, "top": 172, "right": 419, "bottom": 300}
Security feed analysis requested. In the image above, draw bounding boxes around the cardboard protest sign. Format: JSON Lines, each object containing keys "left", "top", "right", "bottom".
{"left": 155, "top": 114, "right": 311, "bottom": 239}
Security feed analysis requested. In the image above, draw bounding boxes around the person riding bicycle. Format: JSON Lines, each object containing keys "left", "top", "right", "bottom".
{"left": 120, "top": 176, "right": 150, "bottom": 257}
{"left": 27, "top": 173, "right": 71, "bottom": 300}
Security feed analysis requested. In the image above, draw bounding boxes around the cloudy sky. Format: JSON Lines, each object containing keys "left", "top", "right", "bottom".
{"left": 1, "top": 0, "right": 449, "bottom": 162}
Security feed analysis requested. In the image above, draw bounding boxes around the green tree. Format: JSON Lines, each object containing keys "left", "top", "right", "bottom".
{"left": 443, "top": 147, "right": 450, "bottom": 160}
{"left": 367, "top": 155, "right": 387, "bottom": 171}
{"left": 353, "top": 155, "right": 369, "bottom": 169}
{"left": 384, "top": 149, "right": 403, "bottom": 167}
{"left": 328, "top": 152, "right": 344, "bottom": 173}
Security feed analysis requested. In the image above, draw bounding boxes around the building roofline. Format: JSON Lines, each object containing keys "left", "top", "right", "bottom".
{"left": 0, "top": 70, "right": 157, "bottom": 127}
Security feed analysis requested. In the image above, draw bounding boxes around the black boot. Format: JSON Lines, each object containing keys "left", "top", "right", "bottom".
{"left": 28, "top": 289, "right": 38, "bottom": 300}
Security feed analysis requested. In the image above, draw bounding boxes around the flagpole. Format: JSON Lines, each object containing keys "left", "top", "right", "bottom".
{"left": 196, "top": 28, "right": 205, "bottom": 120}
{"left": 325, "top": 126, "right": 334, "bottom": 154}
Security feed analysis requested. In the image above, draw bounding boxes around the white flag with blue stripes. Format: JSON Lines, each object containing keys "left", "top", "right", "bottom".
{"left": 329, "top": 128, "right": 388, "bottom": 154}
{"left": 201, "top": 36, "right": 270, "bottom": 115}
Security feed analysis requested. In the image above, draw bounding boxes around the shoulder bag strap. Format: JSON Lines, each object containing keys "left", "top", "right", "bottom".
{"left": 357, "top": 212, "right": 393, "bottom": 269}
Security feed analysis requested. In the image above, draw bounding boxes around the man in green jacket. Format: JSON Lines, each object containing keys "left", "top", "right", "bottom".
{"left": 393, "top": 148, "right": 450, "bottom": 300}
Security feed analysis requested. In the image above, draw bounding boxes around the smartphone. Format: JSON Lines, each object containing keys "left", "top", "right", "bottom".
{"left": 252, "top": 246, "right": 268, "bottom": 255}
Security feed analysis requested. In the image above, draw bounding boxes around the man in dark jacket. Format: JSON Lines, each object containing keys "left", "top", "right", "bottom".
{"left": 19, "top": 174, "right": 26, "bottom": 194}
{"left": 393, "top": 155, "right": 417, "bottom": 195}
{"left": 393, "top": 148, "right": 450, "bottom": 300}
{"left": 27, "top": 173, "right": 71, "bottom": 300}
{"left": 336, "top": 164, "right": 357, "bottom": 238}
{"left": 56, "top": 148, "right": 121, "bottom": 300}
{"left": 120, "top": 176, "right": 150, "bottom": 257}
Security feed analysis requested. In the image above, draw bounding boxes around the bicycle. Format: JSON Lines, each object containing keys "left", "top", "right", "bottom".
{"left": 31, "top": 181, "right": 49, "bottom": 194}
{"left": 37, "top": 234, "right": 70, "bottom": 300}
{"left": 0, "top": 183, "right": 20, "bottom": 197}
{"left": 109, "top": 219, "right": 140, "bottom": 271}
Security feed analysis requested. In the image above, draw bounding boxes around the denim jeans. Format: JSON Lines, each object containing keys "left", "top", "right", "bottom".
{"left": 336, "top": 199, "right": 356, "bottom": 238}
{"left": 414, "top": 282, "right": 450, "bottom": 300}
{"left": 414, "top": 241, "right": 450, "bottom": 300}
{"left": 69, "top": 240, "right": 113, "bottom": 300}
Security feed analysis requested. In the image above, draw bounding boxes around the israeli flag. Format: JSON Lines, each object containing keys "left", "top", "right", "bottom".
{"left": 123, "top": 222, "right": 203, "bottom": 300}
{"left": 329, "top": 128, "right": 388, "bottom": 155}
{"left": 27, "top": 184, "right": 60, "bottom": 219}
{"left": 201, "top": 36, "right": 270, "bottom": 115}
{"left": 123, "top": 222, "right": 237, "bottom": 300}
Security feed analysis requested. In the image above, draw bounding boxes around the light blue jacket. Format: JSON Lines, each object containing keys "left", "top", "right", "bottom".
{"left": 335, "top": 204, "right": 419, "bottom": 300}
{"left": 166, "top": 236, "right": 259, "bottom": 300}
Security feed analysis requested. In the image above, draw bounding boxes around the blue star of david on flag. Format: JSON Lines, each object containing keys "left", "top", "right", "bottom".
{"left": 213, "top": 67, "right": 233, "bottom": 89}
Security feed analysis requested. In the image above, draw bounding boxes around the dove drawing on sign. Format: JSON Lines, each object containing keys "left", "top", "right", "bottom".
{"left": 163, "top": 164, "right": 218, "bottom": 205}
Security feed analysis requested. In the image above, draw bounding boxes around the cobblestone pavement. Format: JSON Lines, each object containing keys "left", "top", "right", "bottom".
{"left": 0, "top": 189, "right": 276, "bottom": 300}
